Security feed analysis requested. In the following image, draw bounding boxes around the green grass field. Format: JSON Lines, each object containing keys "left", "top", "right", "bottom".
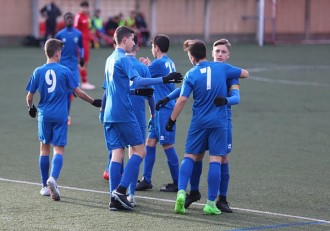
{"left": 0, "top": 43, "right": 330, "bottom": 230}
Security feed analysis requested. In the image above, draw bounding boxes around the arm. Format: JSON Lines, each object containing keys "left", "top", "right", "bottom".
{"left": 26, "top": 92, "right": 37, "bottom": 118}
{"left": 78, "top": 34, "right": 85, "bottom": 66}
{"left": 147, "top": 96, "right": 155, "bottom": 117}
{"left": 240, "top": 69, "right": 249, "bottom": 78}
{"left": 73, "top": 87, "right": 101, "bottom": 107}
{"left": 171, "top": 96, "right": 187, "bottom": 121}
{"left": 168, "top": 87, "right": 181, "bottom": 100}
{"left": 166, "top": 96, "right": 188, "bottom": 131}
{"left": 26, "top": 92, "right": 34, "bottom": 107}
{"left": 155, "top": 87, "right": 181, "bottom": 110}
{"left": 226, "top": 85, "right": 240, "bottom": 106}
{"left": 133, "top": 72, "right": 182, "bottom": 87}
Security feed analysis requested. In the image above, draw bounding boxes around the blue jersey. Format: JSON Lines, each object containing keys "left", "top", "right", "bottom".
{"left": 148, "top": 55, "right": 176, "bottom": 109}
{"left": 180, "top": 61, "right": 241, "bottom": 129}
{"left": 103, "top": 48, "right": 140, "bottom": 123}
{"left": 128, "top": 55, "right": 152, "bottom": 128}
{"left": 55, "top": 27, "right": 83, "bottom": 83}
{"left": 26, "top": 63, "right": 79, "bottom": 122}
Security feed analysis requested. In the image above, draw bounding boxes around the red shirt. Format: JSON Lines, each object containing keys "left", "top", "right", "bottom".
{"left": 74, "top": 12, "right": 91, "bottom": 41}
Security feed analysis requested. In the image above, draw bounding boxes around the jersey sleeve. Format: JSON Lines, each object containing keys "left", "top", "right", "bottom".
{"left": 65, "top": 68, "right": 79, "bottom": 90}
{"left": 180, "top": 73, "right": 193, "bottom": 98}
{"left": 25, "top": 69, "right": 39, "bottom": 93}
{"left": 225, "top": 63, "right": 242, "bottom": 80}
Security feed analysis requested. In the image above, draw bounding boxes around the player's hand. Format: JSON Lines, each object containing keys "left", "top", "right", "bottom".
{"left": 214, "top": 97, "right": 228, "bottom": 107}
{"left": 28, "top": 104, "right": 37, "bottom": 118}
{"left": 134, "top": 88, "right": 154, "bottom": 97}
{"left": 91, "top": 99, "right": 102, "bottom": 107}
{"left": 162, "top": 72, "right": 183, "bottom": 83}
{"left": 165, "top": 117, "right": 176, "bottom": 132}
{"left": 139, "top": 57, "right": 150, "bottom": 65}
{"left": 79, "top": 59, "right": 85, "bottom": 67}
{"left": 99, "top": 110, "right": 104, "bottom": 124}
{"left": 156, "top": 97, "right": 169, "bottom": 111}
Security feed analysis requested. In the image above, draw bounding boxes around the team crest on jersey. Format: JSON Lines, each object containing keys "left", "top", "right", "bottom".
{"left": 74, "top": 37, "right": 78, "bottom": 43}
{"left": 62, "top": 38, "right": 66, "bottom": 43}
{"left": 160, "top": 136, "right": 165, "bottom": 141}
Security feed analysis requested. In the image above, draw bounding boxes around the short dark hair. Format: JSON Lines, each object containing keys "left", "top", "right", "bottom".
{"left": 152, "top": 34, "right": 170, "bottom": 53}
{"left": 44, "top": 38, "right": 63, "bottom": 58}
{"left": 183, "top": 39, "right": 206, "bottom": 61}
{"left": 131, "top": 33, "right": 139, "bottom": 52}
{"left": 114, "top": 26, "right": 135, "bottom": 45}
{"left": 80, "top": 1, "right": 89, "bottom": 7}
{"left": 63, "top": 12, "right": 74, "bottom": 20}
{"left": 213, "top": 38, "right": 231, "bottom": 50}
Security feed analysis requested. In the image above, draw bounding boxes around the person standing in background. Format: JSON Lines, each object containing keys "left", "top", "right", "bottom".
{"left": 74, "top": 1, "right": 95, "bottom": 90}
{"left": 55, "top": 12, "right": 85, "bottom": 125}
{"left": 40, "top": 0, "right": 61, "bottom": 44}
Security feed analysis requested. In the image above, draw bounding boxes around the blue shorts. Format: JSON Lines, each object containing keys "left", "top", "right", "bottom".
{"left": 185, "top": 126, "right": 227, "bottom": 156}
{"left": 148, "top": 107, "right": 175, "bottom": 145}
{"left": 104, "top": 122, "right": 144, "bottom": 150}
{"left": 38, "top": 121, "right": 68, "bottom": 146}
{"left": 103, "top": 125, "right": 146, "bottom": 150}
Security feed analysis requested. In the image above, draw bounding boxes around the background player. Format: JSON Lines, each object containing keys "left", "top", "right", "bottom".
{"left": 55, "top": 12, "right": 84, "bottom": 125}
{"left": 74, "top": 1, "right": 95, "bottom": 90}
{"left": 25, "top": 38, "right": 101, "bottom": 201}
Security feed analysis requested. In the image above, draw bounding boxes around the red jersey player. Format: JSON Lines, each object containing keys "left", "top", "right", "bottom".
{"left": 74, "top": 1, "right": 95, "bottom": 90}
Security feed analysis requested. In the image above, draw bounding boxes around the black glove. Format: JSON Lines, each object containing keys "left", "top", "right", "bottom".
{"left": 165, "top": 117, "right": 176, "bottom": 132}
{"left": 79, "top": 59, "right": 85, "bottom": 67}
{"left": 134, "top": 88, "right": 154, "bottom": 97}
{"left": 214, "top": 97, "right": 228, "bottom": 107}
{"left": 162, "top": 72, "right": 183, "bottom": 83}
{"left": 156, "top": 97, "right": 169, "bottom": 111}
{"left": 91, "top": 99, "right": 102, "bottom": 107}
{"left": 28, "top": 104, "right": 37, "bottom": 118}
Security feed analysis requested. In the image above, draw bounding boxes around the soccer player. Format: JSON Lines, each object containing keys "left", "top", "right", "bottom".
{"left": 156, "top": 39, "right": 243, "bottom": 213}
{"left": 136, "top": 34, "right": 180, "bottom": 192}
{"left": 166, "top": 39, "right": 248, "bottom": 215}
{"left": 25, "top": 38, "right": 101, "bottom": 201}
{"left": 74, "top": 1, "right": 95, "bottom": 90}
{"left": 103, "top": 26, "right": 182, "bottom": 211}
{"left": 55, "top": 12, "right": 84, "bottom": 125}
{"left": 184, "top": 39, "right": 242, "bottom": 213}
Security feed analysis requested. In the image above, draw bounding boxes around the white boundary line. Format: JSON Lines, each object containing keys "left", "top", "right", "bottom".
{"left": 1, "top": 177, "right": 329, "bottom": 224}
{"left": 248, "top": 64, "right": 330, "bottom": 87}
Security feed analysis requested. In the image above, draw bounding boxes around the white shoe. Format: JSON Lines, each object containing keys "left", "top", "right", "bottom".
{"left": 81, "top": 82, "right": 95, "bottom": 90}
{"left": 127, "top": 195, "right": 136, "bottom": 207}
{"left": 40, "top": 186, "right": 51, "bottom": 196}
{"left": 46, "top": 177, "right": 61, "bottom": 201}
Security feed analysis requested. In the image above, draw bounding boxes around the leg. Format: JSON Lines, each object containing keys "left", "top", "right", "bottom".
{"left": 39, "top": 142, "right": 50, "bottom": 196}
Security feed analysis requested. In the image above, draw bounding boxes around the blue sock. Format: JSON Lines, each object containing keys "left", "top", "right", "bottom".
{"left": 164, "top": 147, "right": 179, "bottom": 184}
{"left": 109, "top": 161, "right": 122, "bottom": 193}
{"left": 50, "top": 154, "right": 63, "bottom": 180}
{"left": 190, "top": 161, "right": 202, "bottom": 191}
{"left": 178, "top": 157, "right": 194, "bottom": 191}
{"left": 128, "top": 163, "right": 139, "bottom": 196}
{"left": 39, "top": 155, "right": 49, "bottom": 187}
{"left": 143, "top": 146, "right": 156, "bottom": 183}
{"left": 119, "top": 154, "right": 142, "bottom": 188}
{"left": 105, "top": 150, "right": 112, "bottom": 172}
{"left": 207, "top": 162, "right": 221, "bottom": 201}
{"left": 219, "top": 163, "right": 230, "bottom": 197}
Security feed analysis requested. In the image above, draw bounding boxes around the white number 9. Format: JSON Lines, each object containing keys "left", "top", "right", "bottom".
{"left": 45, "top": 69, "right": 57, "bottom": 93}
